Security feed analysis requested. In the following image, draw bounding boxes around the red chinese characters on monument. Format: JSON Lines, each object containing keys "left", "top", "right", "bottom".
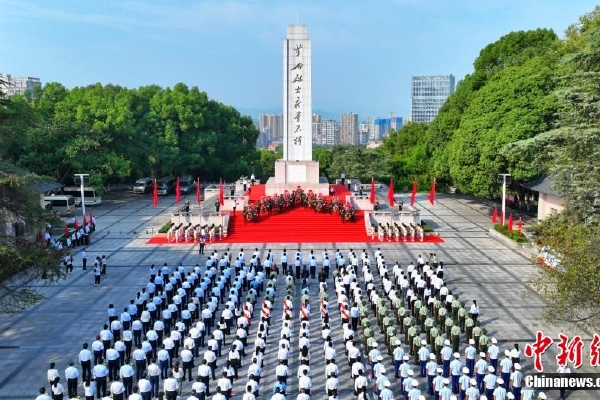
{"left": 556, "top": 334, "right": 583, "bottom": 369}
{"left": 524, "top": 331, "right": 553, "bottom": 372}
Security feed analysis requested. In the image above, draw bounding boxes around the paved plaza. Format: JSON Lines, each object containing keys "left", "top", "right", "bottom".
{"left": 0, "top": 191, "right": 594, "bottom": 399}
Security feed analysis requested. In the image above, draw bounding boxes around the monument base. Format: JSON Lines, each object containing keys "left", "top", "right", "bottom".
{"left": 266, "top": 159, "right": 329, "bottom": 196}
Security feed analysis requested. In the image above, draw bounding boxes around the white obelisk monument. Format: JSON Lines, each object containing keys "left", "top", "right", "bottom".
{"left": 266, "top": 24, "right": 329, "bottom": 195}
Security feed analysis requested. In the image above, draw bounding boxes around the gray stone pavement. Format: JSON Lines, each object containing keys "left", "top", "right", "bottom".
{"left": 0, "top": 191, "right": 595, "bottom": 399}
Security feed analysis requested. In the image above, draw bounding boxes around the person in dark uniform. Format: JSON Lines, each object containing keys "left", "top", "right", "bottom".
{"left": 215, "top": 201, "right": 220, "bottom": 212}
{"left": 198, "top": 237, "right": 205, "bottom": 255}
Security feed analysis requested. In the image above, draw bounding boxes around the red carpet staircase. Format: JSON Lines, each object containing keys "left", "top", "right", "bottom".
{"left": 222, "top": 207, "right": 366, "bottom": 243}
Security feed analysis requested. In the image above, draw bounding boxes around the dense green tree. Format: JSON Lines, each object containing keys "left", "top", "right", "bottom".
{"left": 255, "top": 149, "right": 281, "bottom": 181}
{"left": 0, "top": 82, "right": 259, "bottom": 187}
{"left": 312, "top": 147, "right": 333, "bottom": 178}
{"left": 327, "top": 145, "right": 391, "bottom": 183}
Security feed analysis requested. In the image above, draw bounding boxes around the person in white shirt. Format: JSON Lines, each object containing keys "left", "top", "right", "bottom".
{"left": 47, "top": 363, "right": 60, "bottom": 385}
{"left": 36, "top": 387, "right": 52, "bottom": 400}
{"left": 51, "top": 377, "right": 65, "bottom": 399}
{"left": 64, "top": 361, "right": 80, "bottom": 398}
{"left": 163, "top": 371, "right": 179, "bottom": 400}
{"left": 297, "top": 367, "right": 312, "bottom": 394}
{"left": 217, "top": 371, "right": 233, "bottom": 398}
{"left": 126, "top": 386, "right": 142, "bottom": 400}
{"left": 211, "top": 387, "right": 227, "bottom": 400}
{"left": 110, "top": 376, "right": 126, "bottom": 400}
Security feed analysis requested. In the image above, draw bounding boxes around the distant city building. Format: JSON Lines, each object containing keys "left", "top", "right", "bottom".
{"left": 374, "top": 118, "right": 390, "bottom": 141}
{"left": 0, "top": 73, "right": 41, "bottom": 97}
{"left": 340, "top": 112, "right": 359, "bottom": 145}
{"left": 359, "top": 119, "right": 374, "bottom": 144}
{"left": 411, "top": 75, "right": 455, "bottom": 123}
{"left": 312, "top": 114, "right": 322, "bottom": 145}
{"left": 390, "top": 116, "right": 403, "bottom": 132}
{"left": 257, "top": 114, "right": 283, "bottom": 147}
{"left": 321, "top": 120, "right": 340, "bottom": 146}
{"left": 371, "top": 115, "right": 402, "bottom": 141}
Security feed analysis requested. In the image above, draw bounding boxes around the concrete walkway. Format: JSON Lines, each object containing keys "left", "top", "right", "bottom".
{"left": 0, "top": 192, "right": 593, "bottom": 399}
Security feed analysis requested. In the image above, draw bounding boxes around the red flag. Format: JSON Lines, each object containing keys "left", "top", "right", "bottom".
{"left": 410, "top": 179, "right": 417, "bottom": 206}
{"left": 83, "top": 215, "right": 87, "bottom": 227}
{"left": 500, "top": 211, "right": 504, "bottom": 226}
{"left": 89, "top": 209, "right": 94, "bottom": 227}
{"left": 428, "top": 178, "right": 436, "bottom": 206}
{"left": 175, "top": 176, "right": 181, "bottom": 205}
{"left": 196, "top": 178, "right": 201, "bottom": 205}
{"left": 218, "top": 179, "right": 224, "bottom": 205}
{"left": 153, "top": 178, "right": 158, "bottom": 208}
{"left": 369, "top": 177, "right": 375, "bottom": 205}
{"left": 507, "top": 213, "right": 514, "bottom": 232}
{"left": 491, "top": 207, "right": 498, "bottom": 223}
{"left": 64, "top": 224, "right": 69, "bottom": 237}
{"left": 518, "top": 218, "right": 523, "bottom": 235}
{"left": 74, "top": 218, "right": 79, "bottom": 230}
{"left": 387, "top": 179, "right": 395, "bottom": 208}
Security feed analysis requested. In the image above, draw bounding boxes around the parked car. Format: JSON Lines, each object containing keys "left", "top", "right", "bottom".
{"left": 179, "top": 176, "right": 196, "bottom": 194}
{"left": 156, "top": 176, "right": 176, "bottom": 196}
{"left": 133, "top": 178, "right": 153, "bottom": 194}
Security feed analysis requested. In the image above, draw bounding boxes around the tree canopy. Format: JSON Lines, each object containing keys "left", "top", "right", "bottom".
{"left": 0, "top": 82, "right": 260, "bottom": 187}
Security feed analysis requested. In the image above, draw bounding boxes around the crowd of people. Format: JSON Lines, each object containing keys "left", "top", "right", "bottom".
{"left": 34, "top": 247, "right": 559, "bottom": 400}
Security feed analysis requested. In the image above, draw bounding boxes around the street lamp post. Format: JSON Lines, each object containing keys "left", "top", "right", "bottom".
{"left": 497, "top": 173, "right": 512, "bottom": 226}
{"left": 75, "top": 173, "right": 89, "bottom": 222}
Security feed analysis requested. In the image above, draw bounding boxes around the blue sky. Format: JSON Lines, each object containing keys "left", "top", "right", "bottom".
{"left": 0, "top": 0, "right": 595, "bottom": 120}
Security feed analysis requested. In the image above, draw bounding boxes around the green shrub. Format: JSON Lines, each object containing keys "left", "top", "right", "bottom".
{"left": 422, "top": 222, "right": 434, "bottom": 233}
{"left": 494, "top": 224, "right": 527, "bottom": 243}
{"left": 158, "top": 221, "right": 173, "bottom": 233}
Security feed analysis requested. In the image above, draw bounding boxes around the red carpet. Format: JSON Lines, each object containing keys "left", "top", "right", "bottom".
{"left": 147, "top": 184, "right": 444, "bottom": 244}
{"left": 244, "top": 184, "right": 352, "bottom": 202}
{"left": 147, "top": 207, "right": 445, "bottom": 244}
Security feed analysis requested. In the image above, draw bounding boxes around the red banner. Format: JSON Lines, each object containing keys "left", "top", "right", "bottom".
{"left": 196, "top": 178, "right": 201, "bottom": 205}
{"left": 219, "top": 179, "right": 224, "bottom": 205}
{"left": 369, "top": 177, "right": 375, "bottom": 205}
{"left": 428, "top": 178, "right": 436, "bottom": 206}
{"left": 175, "top": 176, "right": 181, "bottom": 205}
{"left": 387, "top": 179, "right": 394, "bottom": 208}
{"left": 410, "top": 179, "right": 417, "bottom": 206}
{"left": 492, "top": 207, "right": 498, "bottom": 223}
{"left": 508, "top": 213, "right": 514, "bottom": 232}
{"left": 153, "top": 178, "right": 158, "bottom": 208}
{"left": 518, "top": 218, "right": 523, "bottom": 235}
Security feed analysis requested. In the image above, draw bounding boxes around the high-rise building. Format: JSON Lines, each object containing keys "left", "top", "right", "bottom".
{"left": 411, "top": 75, "right": 455, "bottom": 123}
{"left": 340, "top": 112, "right": 359, "bottom": 144}
{"left": 390, "top": 116, "right": 403, "bottom": 132}
{"left": 359, "top": 119, "right": 374, "bottom": 143}
{"left": 258, "top": 114, "right": 284, "bottom": 144}
{"left": 0, "top": 73, "right": 41, "bottom": 97}
{"left": 312, "top": 114, "right": 322, "bottom": 145}
{"left": 321, "top": 120, "right": 340, "bottom": 146}
{"left": 374, "top": 118, "right": 390, "bottom": 140}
